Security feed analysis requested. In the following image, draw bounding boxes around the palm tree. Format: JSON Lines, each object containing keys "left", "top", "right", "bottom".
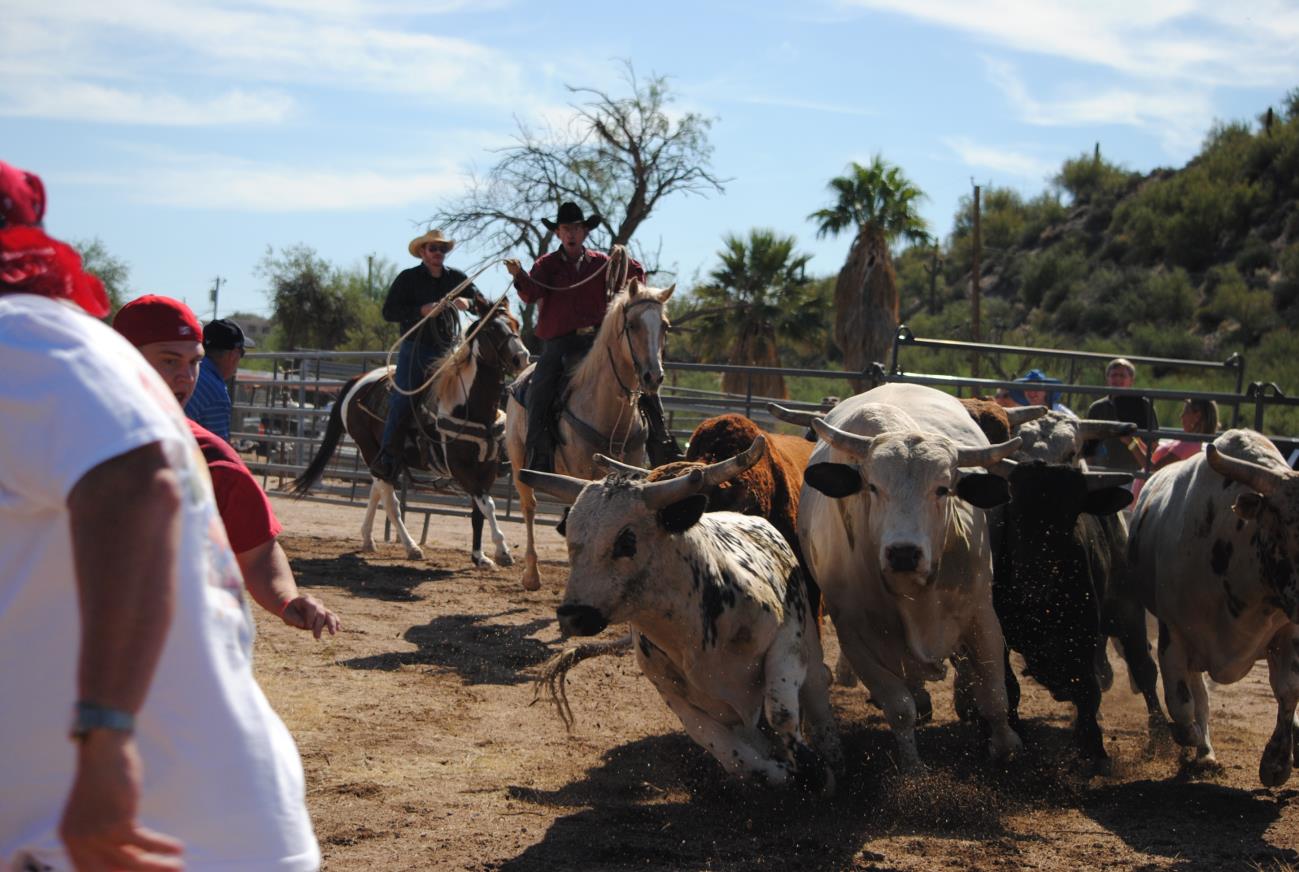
{"left": 685, "top": 229, "right": 825, "bottom": 399}
{"left": 809, "top": 156, "right": 930, "bottom": 390}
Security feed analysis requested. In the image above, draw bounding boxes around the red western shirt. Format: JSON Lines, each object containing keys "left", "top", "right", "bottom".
{"left": 513, "top": 248, "right": 645, "bottom": 340}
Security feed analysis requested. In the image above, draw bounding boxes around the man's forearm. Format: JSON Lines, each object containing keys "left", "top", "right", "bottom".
{"left": 236, "top": 537, "right": 298, "bottom": 617}
{"left": 67, "top": 443, "right": 182, "bottom": 713}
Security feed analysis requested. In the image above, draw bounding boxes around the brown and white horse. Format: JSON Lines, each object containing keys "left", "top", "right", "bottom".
{"left": 293, "top": 303, "right": 530, "bottom": 568}
{"left": 505, "top": 279, "right": 674, "bottom": 590}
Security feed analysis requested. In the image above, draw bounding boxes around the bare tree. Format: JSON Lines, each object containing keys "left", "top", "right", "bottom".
{"left": 427, "top": 61, "right": 726, "bottom": 285}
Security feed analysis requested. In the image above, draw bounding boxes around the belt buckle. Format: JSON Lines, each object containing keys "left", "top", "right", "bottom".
{"left": 575, "top": 326, "right": 595, "bottom": 336}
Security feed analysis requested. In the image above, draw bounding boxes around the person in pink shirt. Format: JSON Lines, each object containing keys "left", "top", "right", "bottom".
{"left": 1151, "top": 398, "right": 1219, "bottom": 472}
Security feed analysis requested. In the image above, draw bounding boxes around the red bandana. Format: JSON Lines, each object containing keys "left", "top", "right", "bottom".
{"left": 0, "top": 225, "right": 110, "bottom": 318}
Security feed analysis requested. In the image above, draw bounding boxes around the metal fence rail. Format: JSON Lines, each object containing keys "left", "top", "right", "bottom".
{"left": 231, "top": 335, "right": 1299, "bottom": 544}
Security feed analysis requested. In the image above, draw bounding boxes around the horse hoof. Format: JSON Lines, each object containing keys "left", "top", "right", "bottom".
{"left": 360, "top": 541, "right": 376, "bottom": 553}
{"left": 473, "top": 556, "right": 498, "bottom": 570}
{"left": 522, "top": 572, "right": 541, "bottom": 592}
{"left": 496, "top": 551, "right": 515, "bottom": 567}
{"left": 406, "top": 547, "right": 424, "bottom": 560}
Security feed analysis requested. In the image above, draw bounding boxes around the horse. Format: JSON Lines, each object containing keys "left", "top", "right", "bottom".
{"left": 292, "top": 302, "right": 531, "bottom": 568}
{"left": 504, "top": 278, "right": 675, "bottom": 590}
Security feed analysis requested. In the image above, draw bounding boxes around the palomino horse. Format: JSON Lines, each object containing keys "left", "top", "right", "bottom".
{"left": 293, "top": 303, "right": 530, "bottom": 568}
{"left": 505, "top": 279, "right": 674, "bottom": 590}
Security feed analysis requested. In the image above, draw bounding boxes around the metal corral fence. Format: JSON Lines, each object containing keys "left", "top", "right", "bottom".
{"left": 233, "top": 328, "right": 1299, "bottom": 545}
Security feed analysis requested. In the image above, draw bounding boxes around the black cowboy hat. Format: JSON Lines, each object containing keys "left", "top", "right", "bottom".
{"left": 542, "top": 201, "right": 602, "bottom": 232}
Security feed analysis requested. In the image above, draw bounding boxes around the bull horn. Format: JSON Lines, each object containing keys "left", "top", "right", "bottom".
{"left": 1005, "top": 405, "right": 1048, "bottom": 427}
{"left": 767, "top": 402, "right": 824, "bottom": 427}
{"left": 811, "top": 417, "right": 875, "bottom": 458}
{"left": 1206, "top": 444, "right": 1284, "bottom": 496}
{"left": 592, "top": 454, "right": 647, "bottom": 477}
{"left": 1083, "top": 471, "right": 1134, "bottom": 491}
{"left": 518, "top": 469, "right": 589, "bottom": 505}
{"left": 986, "top": 458, "right": 1017, "bottom": 478}
{"left": 955, "top": 437, "right": 1023, "bottom": 468}
{"left": 1074, "top": 419, "right": 1138, "bottom": 442}
{"left": 640, "top": 435, "right": 767, "bottom": 510}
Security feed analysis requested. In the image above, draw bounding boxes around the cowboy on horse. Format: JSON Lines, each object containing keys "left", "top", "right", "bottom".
{"left": 504, "top": 202, "right": 680, "bottom": 472}
{"left": 370, "top": 228, "right": 491, "bottom": 483}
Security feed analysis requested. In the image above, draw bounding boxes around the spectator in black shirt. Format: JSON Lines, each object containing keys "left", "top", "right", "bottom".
{"left": 1084, "top": 357, "right": 1159, "bottom": 473}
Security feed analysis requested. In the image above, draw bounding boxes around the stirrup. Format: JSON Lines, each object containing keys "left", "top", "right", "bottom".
{"left": 369, "top": 450, "right": 401, "bottom": 484}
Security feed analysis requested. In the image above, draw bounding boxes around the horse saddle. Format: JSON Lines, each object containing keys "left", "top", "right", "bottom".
{"left": 508, "top": 352, "right": 586, "bottom": 446}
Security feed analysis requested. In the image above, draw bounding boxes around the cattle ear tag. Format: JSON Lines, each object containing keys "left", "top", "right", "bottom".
{"left": 955, "top": 472, "right": 1010, "bottom": 509}
{"left": 658, "top": 494, "right": 709, "bottom": 534}
{"left": 1082, "top": 487, "right": 1133, "bottom": 516}
{"left": 804, "top": 463, "right": 862, "bottom": 498}
{"left": 1232, "top": 492, "right": 1265, "bottom": 520}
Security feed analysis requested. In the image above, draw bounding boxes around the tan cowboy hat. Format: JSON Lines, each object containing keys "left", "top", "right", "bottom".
{"left": 408, "top": 229, "right": 456, "bottom": 258}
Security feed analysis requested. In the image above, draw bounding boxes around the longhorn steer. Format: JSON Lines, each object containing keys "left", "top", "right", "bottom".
{"left": 1129, "top": 429, "right": 1299, "bottom": 786}
{"left": 522, "top": 437, "right": 842, "bottom": 790}
{"left": 796, "top": 383, "right": 1023, "bottom": 773}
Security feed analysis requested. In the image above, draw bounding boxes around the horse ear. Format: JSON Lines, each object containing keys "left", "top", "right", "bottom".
{"left": 627, "top": 278, "right": 643, "bottom": 297}
{"left": 659, "top": 283, "right": 675, "bottom": 302}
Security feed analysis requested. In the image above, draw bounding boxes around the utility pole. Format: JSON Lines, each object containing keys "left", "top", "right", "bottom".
{"left": 366, "top": 254, "right": 375, "bottom": 299}
{"left": 210, "top": 276, "right": 224, "bottom": 320}
{"left": 924, "top": 243, "right": 942, "bottom": 315}
{"left": 971, "top": 183, "right": 982, "bottom": 380}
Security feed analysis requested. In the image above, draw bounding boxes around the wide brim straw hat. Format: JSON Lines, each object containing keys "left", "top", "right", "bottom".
{"left": 408, "top": 229, "right": 456, "bottom": 258}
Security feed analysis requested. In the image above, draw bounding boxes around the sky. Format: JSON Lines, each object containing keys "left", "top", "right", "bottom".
{"left": 5, "top": 0, "right": 1299, "bottom": 322}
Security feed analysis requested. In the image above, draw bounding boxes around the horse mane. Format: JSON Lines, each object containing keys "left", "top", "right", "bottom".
{"left": 570, "top": 285, "right": 645, "bottom": 392}
{"left": 426, "top": 303, "right": 519, "bottom": 414}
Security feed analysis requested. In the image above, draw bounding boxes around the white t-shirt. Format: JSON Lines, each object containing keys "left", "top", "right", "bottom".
{"left": 0, "top": 295, "right": 319, "bottom": 871}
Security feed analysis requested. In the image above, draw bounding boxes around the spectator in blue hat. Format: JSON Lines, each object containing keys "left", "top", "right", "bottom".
{"left": 1010, "top": 368, "right": 1076, "bottom": 417}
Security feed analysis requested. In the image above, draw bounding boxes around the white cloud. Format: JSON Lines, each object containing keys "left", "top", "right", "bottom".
{"left": 67, "top": 153, "right": 466, "bottom": 211}
{"left": 840, "top": 0, "right": 1299, "bottom": 87}
{"left": 942, "top": 136, "right": 1057, "bottom": 181}
{"left": 0, "top": 79, "right": 293, "bottom": 125}
{"left": 0, "top": 0, "right": 532, "bottom": 124}
{"left": 984, "top": 57, "right": 1214, "bottom": 155}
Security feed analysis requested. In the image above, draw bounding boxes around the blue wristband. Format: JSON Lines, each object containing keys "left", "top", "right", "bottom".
{"left": 70, "top": 701, "right": 135, "bottom": 741}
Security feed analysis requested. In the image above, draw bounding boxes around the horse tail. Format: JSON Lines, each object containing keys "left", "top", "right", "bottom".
{"left": 290, "top": 373, "right": 358, "bottom": 497}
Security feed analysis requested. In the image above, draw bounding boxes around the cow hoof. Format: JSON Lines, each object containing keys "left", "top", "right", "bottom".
{"left": 360, "top": 540, "right": 376, "bottom": 553}
{"left": 989, "top": 728, "right": 1024, "bottom": 765}
{"left": 914, "top": 688, "right": 934, "bottom": 725}
{"left": 1170, "top": 721, "right": 1202, "bottom": 749}
{"left": 1086, "top": 754, "right": 1114, "bottom": 778}
{"left": 1259, "top": 743, "right": 1293, "bottom": 788}
{"left": 405, "top": 546, "right": 425, "bottom": 560}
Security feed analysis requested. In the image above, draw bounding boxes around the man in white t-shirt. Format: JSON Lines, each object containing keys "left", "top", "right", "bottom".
{"left": 0, "top": 160, "right": 319, "bottom": 871}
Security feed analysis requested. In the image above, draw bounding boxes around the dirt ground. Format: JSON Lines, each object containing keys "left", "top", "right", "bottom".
{"left": 255, "top": 494, "right": 1299, "bottom": 871}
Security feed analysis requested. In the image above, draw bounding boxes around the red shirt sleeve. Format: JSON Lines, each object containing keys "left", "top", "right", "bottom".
{"left": 188, "top": 420, "right": 282, "bottom": 554}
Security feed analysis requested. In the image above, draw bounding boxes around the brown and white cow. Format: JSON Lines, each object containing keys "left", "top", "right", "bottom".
{"left": 1129, "top": 429, "right": 1299, "bottom": 786}
{"left": 522, "top": 437, "right": 842, "bottom": 791}
{"left": 796, "top": 383, "right": 1023, "bottom": 773}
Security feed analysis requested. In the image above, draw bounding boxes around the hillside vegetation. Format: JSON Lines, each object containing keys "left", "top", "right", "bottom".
{"left": 885, "top": 90, "right": 1299, "bottom": 434}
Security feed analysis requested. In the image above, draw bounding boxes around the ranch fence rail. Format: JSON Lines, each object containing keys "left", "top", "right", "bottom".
{"left": 230, "top": 327, "right": 1299, "bottom": 547}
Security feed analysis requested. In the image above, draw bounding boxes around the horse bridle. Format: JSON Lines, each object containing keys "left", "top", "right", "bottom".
{"left": 607, "top": 297, "right": 666, "bottom": 399}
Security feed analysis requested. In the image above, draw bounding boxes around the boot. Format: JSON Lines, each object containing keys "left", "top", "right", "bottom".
{"left": 639, "top": 394, "right": 683, "bottom": 466}
{"left": 525, "top": 428, "right": 555, "bottom": 474}
{"left": 370, "top": 412, "right": 411, "bottom": 484}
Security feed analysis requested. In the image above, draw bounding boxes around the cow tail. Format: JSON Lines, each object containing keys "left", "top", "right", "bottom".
{"left": 290, "top": 375, "right": 358, "bottom": 498}
{"left": 531, "top": 633, "right": 634, "bottom": 732}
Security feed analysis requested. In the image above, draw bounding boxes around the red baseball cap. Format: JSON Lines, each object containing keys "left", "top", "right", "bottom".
{"left": 0, "top": 160, "right": 45, "bottom": 227}
{"left": 112, "top": 295, "right": 204, "bottom": 347}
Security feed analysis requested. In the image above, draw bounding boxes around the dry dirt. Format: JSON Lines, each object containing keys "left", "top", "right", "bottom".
{"left": 255, "top": 495, "right": 1299, "bottom": 871}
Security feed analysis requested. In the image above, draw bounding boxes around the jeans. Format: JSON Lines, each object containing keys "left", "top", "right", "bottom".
{"left": 379, "top": 337, "right": 445, "bottom": 454}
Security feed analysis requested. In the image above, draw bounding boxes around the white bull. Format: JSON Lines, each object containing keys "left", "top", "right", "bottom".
{"left": 521, "top": 437, "right": 842, "bottom": 791}
{"left": 1129, "top": 429, "right": 1299, "bottom": 786}
{"left": 797, "top": 383, "right": 1022, "bottom": 773}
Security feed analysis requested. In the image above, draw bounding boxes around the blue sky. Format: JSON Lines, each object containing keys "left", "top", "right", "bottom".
{"left": 5, "top": 0, "right": 1298, "bottom": 321}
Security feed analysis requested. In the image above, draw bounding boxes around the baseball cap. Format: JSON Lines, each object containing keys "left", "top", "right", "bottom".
{"left": 113, "top": 295, "right": 204, "bottom": 347}
{"left": 203, "top": 318, "right": 254, "bottom": 351}
{"left": 0, "top": 160, "right": 45, "bottom": 227}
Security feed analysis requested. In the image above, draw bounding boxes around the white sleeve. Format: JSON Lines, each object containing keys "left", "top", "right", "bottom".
{"left": 0, "top": 304, "right": 178, "bottom": 509}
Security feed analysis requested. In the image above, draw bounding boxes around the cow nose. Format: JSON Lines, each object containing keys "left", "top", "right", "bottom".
{"left": 556, "top": 604, "right": 608, "bottom": 637}
{"left": 885, "top": 544, "right": 923, "bottom": 573}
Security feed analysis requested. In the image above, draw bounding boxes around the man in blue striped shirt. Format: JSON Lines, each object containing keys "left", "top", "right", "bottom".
{"left": 185, "top": 318, "right": 250, "bottom": 441}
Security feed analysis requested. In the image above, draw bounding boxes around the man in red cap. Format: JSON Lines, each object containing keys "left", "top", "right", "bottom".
{"left": 114, "top": 294, "right": 341, "bottom": 639}
{"left": 1, "top": 160, "right": 320, "bottom": 871}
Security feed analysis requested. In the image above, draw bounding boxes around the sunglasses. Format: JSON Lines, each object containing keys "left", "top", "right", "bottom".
{"left": 425, "top": 243, "right": 451, "bottom": 254}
